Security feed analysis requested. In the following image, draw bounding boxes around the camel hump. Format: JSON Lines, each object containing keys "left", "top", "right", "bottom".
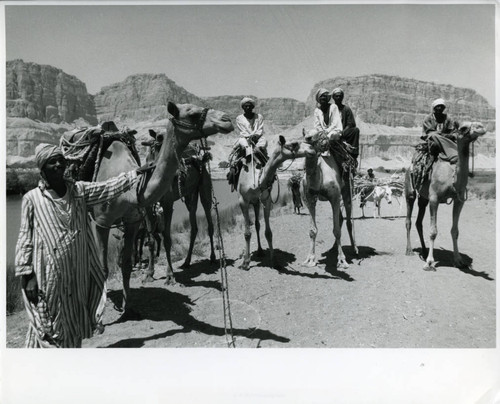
{"left": 95, "top": 141, "right": 140, "bottom": 182}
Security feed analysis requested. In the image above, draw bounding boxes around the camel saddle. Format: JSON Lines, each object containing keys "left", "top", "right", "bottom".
{"left": 60, "top": 121, "right": 140, "bottom": 182}
{"left": 226, "top": 146, "right": 268, "bottom": 192}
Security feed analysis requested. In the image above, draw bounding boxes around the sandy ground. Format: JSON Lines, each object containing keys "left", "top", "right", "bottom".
{"left": 6, "top": 193, "right": 495, "bottom": 349}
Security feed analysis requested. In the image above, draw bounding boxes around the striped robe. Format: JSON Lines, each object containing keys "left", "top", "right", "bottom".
{"left": 15, "top": 171, "right": 138, "bottom": 348}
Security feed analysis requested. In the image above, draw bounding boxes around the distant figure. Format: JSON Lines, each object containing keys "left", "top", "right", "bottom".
{"left": 233, "top": 97, "right": 268, "bottom": 164}
{"left": 365, "top": 167, "right": 375, "bottom": 181}
{"left": 313, "top": 88, "right": 343, "bottom": 145}
{"left": 331, "top": 87, "right": 360, "bottom": 159}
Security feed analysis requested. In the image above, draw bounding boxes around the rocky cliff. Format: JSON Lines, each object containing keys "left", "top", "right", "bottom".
{"left": 6, "top": 59, "right": 97, "bottom": 125}
{"left": 94, "top": 74, "right": 206, "bottom": 122}
{"left": 204, "top": 95, "right": 307, "bottom": 134}
{"left": 307, "top": 74, "right": 495, "bottom": 131}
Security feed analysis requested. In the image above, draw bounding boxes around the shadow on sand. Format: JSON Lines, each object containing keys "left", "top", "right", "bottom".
{"left": 105, "top": 287, "right": 290, "bottom": 348}
{"left": 414, "top": 247, "right": 494, "bottom": 280}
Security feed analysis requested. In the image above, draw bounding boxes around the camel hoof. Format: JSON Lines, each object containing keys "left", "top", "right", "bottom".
{"left": 164, "top": 275, "right": 176, "bottom": 285}
{"left": 423, "top": 264, "right": 436, "bottom": 272}
{"left": 353, "top": 247, "right": 359, "bottom": 256}
{"left": 210, "top": 254, "right": 217, "bottom": 263}
{"left": 405, "top": 249, "right": 415, "bottom": 256}
{"left": 142, "top": 274, "right": 155, "bottom": 284}
{"left": 302, "top": 258, "right": 317, "bottom": 267}
{"left": 338, "top": 261, "right": 349, "bottom": 269}
{"left": 240, "top": 260, "right": 251, "bottom": 271}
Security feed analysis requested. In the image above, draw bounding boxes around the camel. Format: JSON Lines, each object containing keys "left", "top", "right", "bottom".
{"left": 360, "top": 185, "right": 393, "bottom": 218}
{"left": 134, "top": 204, "right": 164, "bottom": 267}
{"left": 237, "top": 135, "right": 313, "bottom": 270}
{"left": 404, "top": 121, "right": 486, "bottom": 271}
{"left": 93, "top": 102, "right": 233, "bottom": 311}
{"left": 301, "top": 128, "right": 358, "bottom": 268}
{"left": 141, "top": 129, "right": 217, "bottom": 283}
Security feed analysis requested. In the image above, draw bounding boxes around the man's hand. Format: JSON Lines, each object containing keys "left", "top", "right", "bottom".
{"left": 21, "top": 273, "right": 38, "bottom": 304}
{"left": 329, "top": 133, "right": 341, "bottom": 142}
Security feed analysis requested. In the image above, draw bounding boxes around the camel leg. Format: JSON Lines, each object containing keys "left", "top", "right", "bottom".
{"left": 142, "top": 207, "right": 156, "bottom": 283}
{"left": 451, "top": 199, "right": 466, "bottom": 268}
{"left": 262, "top": 199, "right": 275, "bottom": 268}
{"left": 180, "top": 191, "right": 199, "bottom": 269}
{"left": 154, "top": 233, "right": 162, "bottom": 257}
{"left": 239, "top": 199, "right": 252, "bottom": 270}
{"left": 161, "top": 200, "right": 176, "bottom": 285}
{"left": 331, "top": 198, "right": 348, "bottom": 269}
{"left": 423, "top": 198, "right": 438, "bottom": 271}
{"left": 199, "top": 176, "right": 216, "bottom": 263}
{"left": 405, "top": 191, "right": 416, "bottom": 255}
{"left": 303, "top": 189, "right": 318, "bottom": 267}
{"left": 415, "top": 197, "right": 429, "bottom": 256}
{"left": 341, "top": 180, "right": 358, "bottom": 255}
{"left": 120, "top": 223, "right": 139, "bottom": 311}
{"left": 253, "top": 202, "right": 264, "bottom": 256}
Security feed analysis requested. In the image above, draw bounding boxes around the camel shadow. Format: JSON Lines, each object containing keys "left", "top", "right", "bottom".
{"left": 105, "top": 287, "right": 290, "bottom": 347}
{"left": 174, "top": 257, "right": 237, "bottom": 290}
{"left": 250, "top": 248, "right": 296, "bottom": 271}
{"left": 414, "top": 248, "right": 494, "bottom": 280}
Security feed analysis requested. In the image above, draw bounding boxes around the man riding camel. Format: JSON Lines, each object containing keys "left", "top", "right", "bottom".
{"left": 331, "top": 87, "right": 360, "bottom": 161}
{"left": 232, "top": 97, "right": 268, "bottom": 164}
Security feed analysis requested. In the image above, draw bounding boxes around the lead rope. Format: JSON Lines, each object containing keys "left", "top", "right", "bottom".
{"left": 200, "top": 137, "right": 235, "bottom": 348}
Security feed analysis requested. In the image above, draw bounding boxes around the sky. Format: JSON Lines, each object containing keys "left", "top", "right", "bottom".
{"left": 4, "top": 3, "right": 496, "bottom": 106}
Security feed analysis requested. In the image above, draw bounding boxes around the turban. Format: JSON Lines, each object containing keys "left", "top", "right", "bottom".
{"left": 432, "top": 98, "right": 446, "bottom": 110}
{"left": 240, "top": 97, "right": 255, "bottom": 108}
{"left": 331, "top": 87, "right": 344, "bottom": 96}
{"left": 35, "top": 143, "right": 63, "bottom": 170}
{"left": 315, "top": 88, "right": 330, "bottom": 103}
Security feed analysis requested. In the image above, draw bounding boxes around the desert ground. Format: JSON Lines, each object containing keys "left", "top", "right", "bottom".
{"left": 6, "top": 181, "right": 496, "bottom": 349}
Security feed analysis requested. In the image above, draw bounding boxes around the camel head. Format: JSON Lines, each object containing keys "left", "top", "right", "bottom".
{"left": 302, "top": 128, "right": 329, "bottom": 153}
{"left": 269, "top": 135, "right": 316, "bottom": 162}
{"left": 456, "top": 121, "right": 486, "bottom": 143}
{"left": 141, "top": 129, "right": 165, "bottom": 163}
{"left": 167, "top": 102, "right": 234, "bottom": 144}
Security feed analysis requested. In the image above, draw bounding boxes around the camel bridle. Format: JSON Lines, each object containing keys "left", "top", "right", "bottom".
{"left": 169, "top": 107, "right": 210, "bottom": 135}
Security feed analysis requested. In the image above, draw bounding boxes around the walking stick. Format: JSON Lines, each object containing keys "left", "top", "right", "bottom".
{"left": 251, "top": 143, "right": 255, "bottom": 188}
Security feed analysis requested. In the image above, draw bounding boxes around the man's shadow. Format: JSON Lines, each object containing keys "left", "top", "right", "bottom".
{"left": 415, "top": 247, "right": 494, "bottom": 280}
{"left": 105, "top": 287, "right": 290, "bottom": 348}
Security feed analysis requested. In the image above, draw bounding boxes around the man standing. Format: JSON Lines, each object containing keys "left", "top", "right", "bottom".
{"left": 331, "top": 87, "right": 360, "bottom": 160}
{"left": 15, "top": 143, "right": 140, "bottom": 348}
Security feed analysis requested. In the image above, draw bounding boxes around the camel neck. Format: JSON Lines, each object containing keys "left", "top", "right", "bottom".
{"left": 454, "top": 138, "right": 470, "bottom": 193}
{"left": 141, "top": 121, "right": 187, "bottom": 205}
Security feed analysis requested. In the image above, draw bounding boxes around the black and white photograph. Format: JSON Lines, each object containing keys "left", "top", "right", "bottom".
{"left": 1, "top": 1, "right": 498, "bottom": 403}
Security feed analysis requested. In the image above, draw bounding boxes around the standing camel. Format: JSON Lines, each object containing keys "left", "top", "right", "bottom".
{"left": 237, "top": 135, "right": 312, "bottom": 270}
{"left": 93, "top": 102, "right": 233, "bottom": 311}
{"left": 405, "top": 121, "right": 486, "bottom": 271}
{"left": 301, "top": 128, "right": 358, "bottom": 268}
{"left": 141, "top": 129, "right": 217, "bottom": 283}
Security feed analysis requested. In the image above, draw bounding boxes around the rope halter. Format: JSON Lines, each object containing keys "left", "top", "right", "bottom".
{"left": 169, "top": 107, "right": 210, "bottom": 136}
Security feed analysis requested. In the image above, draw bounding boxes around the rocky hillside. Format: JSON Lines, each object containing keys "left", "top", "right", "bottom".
{"left": 94, "top": 74, "right": 206, "bottom": 122}
{"left": 6, "top": 59, "right": 97, "bottom": 125}
{"left": 307, "top": 75, "right": 495, "bottom": 131}
{"left": 5, "top": 61, "right": 496, "bottom": 171}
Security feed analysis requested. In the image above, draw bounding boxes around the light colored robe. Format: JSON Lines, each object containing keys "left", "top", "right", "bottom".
{"left": 15, "top": 170, "right": 138, "bottom": 348}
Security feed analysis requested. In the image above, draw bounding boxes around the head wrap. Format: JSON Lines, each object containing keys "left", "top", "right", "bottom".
{"left": 315, "top": 88, "right": 330, "bottom": 103}
{"left": 432, "top": 98, "right": 446, "bottom": 110}
{"left": 240, "top": 97, "right": 255, "bottom": 108}
{"left": 368, "top": 167, "right": 373, "bottom": 172}
{"left": 331, "top": 87, "right": 344, "bottom": 96}
{"left": 35, "top": 143, "right": 63, "bottom": 170}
